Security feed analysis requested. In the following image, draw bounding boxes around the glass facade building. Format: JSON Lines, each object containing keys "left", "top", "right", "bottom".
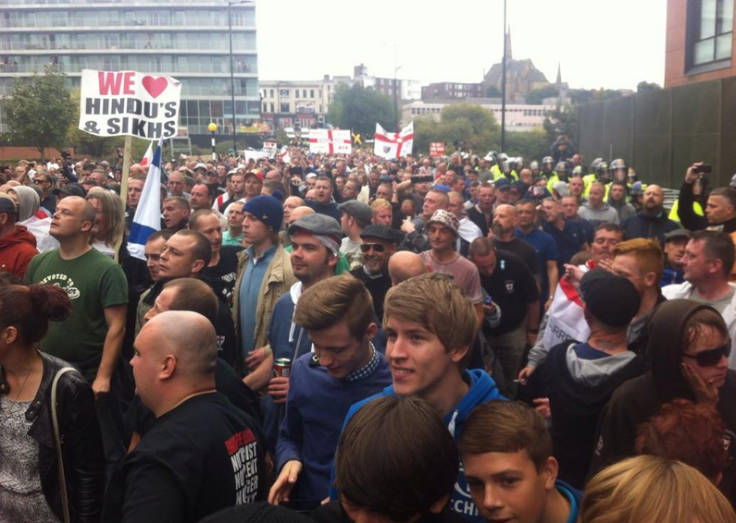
{"left": 0, "top": 0, "right": 259, "bottom": 135}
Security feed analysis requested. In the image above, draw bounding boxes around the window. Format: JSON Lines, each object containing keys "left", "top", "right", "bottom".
{"left": 688, "top": 0, "right": 734, "bottom": 70}
{"left": 279, "top": 89, "right": 289, "bottom": 96}
{"left": 280, "top": 103, "right": 290, "bottom": 113}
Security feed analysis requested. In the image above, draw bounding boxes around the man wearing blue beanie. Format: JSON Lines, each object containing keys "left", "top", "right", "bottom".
{"left": 233, "top": 195, "right": 297, "bottom": 384}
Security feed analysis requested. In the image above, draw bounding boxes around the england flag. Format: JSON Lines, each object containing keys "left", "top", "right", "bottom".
{"left": 374, "top": 122, "right": 414, "bottom": 159}
{"left": 128, "top": 137, "right": 163, "bottom": 261}
{"left": 139, "top": 140, "right": 154, "bottom": 167}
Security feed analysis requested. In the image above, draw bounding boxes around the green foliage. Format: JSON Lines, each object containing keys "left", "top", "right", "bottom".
{"left": 2, "top": 67, "right": 74, "bottom": 160}
{"left": 569, "top": 88, "right": 624, "bottom": 104}
{"left": 525, "top": 85, "right": 559, "bottom": 105}
{"left": 67, "top": 88, "right": 126, "bottom": 159}
{"left": 327, "top": 84, "right": 394, "bottom": 137}
{"left": 543, "top": 106, "right": 578, "bottom": 145}
{"left": 485, "top": 85, "right": 502, "bottom": 98}
{"left": 413, "top": 103, "right": 500, "bottom": 155}
{"left": 504, "top": 131, "right": 550, "bottom": 162}
{"left": 637, "top": 81, "right": 662, "bottom": 93}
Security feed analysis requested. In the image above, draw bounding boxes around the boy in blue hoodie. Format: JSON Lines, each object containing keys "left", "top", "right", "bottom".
{"left": 459, "top": 400, "right": 582, "bottom": 523}
{"left": 336, "top": 273, "right": 504, "bottom": 522}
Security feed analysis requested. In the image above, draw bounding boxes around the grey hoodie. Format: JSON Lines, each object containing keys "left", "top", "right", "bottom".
{"left": 577, "top": 201, "right": 620, "bottom": 228}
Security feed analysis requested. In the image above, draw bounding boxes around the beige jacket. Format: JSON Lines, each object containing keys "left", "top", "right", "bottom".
{"left": 232, "top": 244, "right": 296, "bottom": 374}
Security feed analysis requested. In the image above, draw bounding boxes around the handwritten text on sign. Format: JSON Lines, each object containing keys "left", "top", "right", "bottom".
{"left": 78, "top": 70, "right": 182, "bottom": 140}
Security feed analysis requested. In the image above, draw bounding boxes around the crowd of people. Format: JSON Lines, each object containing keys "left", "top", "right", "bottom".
{"left": 0, "top": 147, "right": 734, "bottom": 523}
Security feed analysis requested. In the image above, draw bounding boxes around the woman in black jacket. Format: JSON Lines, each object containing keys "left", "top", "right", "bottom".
{"left": 0, "top": 283, "right": 105, "bottom": 522}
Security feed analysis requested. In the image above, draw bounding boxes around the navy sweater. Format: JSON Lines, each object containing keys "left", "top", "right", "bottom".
{"left": 275, "top": 350, "right": 391, "bottom": 507}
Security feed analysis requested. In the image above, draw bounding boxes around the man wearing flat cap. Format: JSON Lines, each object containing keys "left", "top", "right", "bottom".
{"left": 532, "top": 269, "right": 646, "bottom": 489}
{"left": 661, "top": 229, "right": 690, "bottom": 287}
{"left": 256, "top": 213, "right": 343, "bottom": 453}
{"left": 233, "top": 195, "right": 297, "bottom": 383}
{"left": 350, "top": 224, "right": 403, "bottom": 321}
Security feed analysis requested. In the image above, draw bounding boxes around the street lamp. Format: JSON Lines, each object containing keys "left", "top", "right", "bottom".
{"left": 227, "top": 0, "right": 251, "bottom": 158}
{"left": 394, "top": 65, "right": 402, "bottom": 133}
{"left": 501, "top": 0, "right": 508, "bottom": 153}
{"left": 208, "top": 122, "right": 218, "bottom": 161}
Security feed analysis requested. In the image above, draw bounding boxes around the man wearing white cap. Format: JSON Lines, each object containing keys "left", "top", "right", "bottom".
{"left": 420, "top": 209, "right": 484, "bottom": 326}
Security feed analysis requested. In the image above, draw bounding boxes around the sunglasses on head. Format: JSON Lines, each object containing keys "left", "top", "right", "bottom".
{"left": 682, "top": 342, "right": 731, "bottom": 367}
{"left": 360, "top": 243, "right": 385, "bottom": 253}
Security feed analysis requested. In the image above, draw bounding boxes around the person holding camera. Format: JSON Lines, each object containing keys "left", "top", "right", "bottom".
{"left": 679, "top": 162, "right": 736, "bottom": 235}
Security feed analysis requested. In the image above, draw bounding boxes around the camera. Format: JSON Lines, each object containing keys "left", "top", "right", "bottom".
{"left": 695, "top": 164, "right": 712, "bottom": 175}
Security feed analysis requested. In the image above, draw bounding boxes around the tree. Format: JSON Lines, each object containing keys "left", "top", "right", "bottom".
{"left": 543, "top": 106, "right": 578, "bottom": 146}
{"left": 637, "top": 81, "right": 662, "bottom": 93}
{"left": 485, "top": 85, "right": 502, "bottom": 98}
{"left": 327, "top": 84, "right": 394, "bottom": 137}
{"left": 525, "top": 85, "right": 559, "bottom": 105}
{"left": 505, "top": 131, "right": 550, "bottom": 162}
{"left": 413, "top": 103, "right": 500, "bottom": 155}
{"left": 67, "top": 88, "right": 124, "bottom": 159}
{"left": 2, "top": 66, "right": 74, "bottom": 161}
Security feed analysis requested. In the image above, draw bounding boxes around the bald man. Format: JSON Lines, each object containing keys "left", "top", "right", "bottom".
{"left": 279, "top": 205, "right": 314, "bottom": 248}
{"left": 25, "top": 195, "right": 129, "bottom": 474}
{"left": 388, "top": 251, "right": 427, "bottom": 285}
{"left": 283, "top": 195, "right": 306, "bottom": 225}
{"left": 492, "top": 204, "right": 542, "bottom": 288}
{"left": 103, "top": 311, "right": 266, "bottom": 522}
{"left": 622, "top": 184, "right": 679, "bottom": 245}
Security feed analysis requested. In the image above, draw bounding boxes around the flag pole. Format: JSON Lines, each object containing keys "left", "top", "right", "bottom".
{"left": 114, "top": 135, "right": 132, "bottom": 263}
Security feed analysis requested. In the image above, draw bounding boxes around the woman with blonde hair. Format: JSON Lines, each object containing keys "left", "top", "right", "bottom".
{"left": 86, "top": 188, "right": 124, "bottom": 257}
{"left": 580, "top": 455, "right": 736, "bottom": 523}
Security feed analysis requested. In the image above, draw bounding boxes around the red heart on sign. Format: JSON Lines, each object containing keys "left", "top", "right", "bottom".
{"left": 142, "top": 76, "right": 168, "bottom": 99}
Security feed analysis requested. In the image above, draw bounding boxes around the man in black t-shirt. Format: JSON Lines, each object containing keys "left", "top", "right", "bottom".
{"left": 491, "top": 204, "right": 542, "bottom": 291}
{"left": 190, "top": 208, "right": 240, "bottom": 306}
{"left": 137, "top": 230, "right": 237, "bottom": 365}
{"left": 470, "top": 238, "right": 540, "bottom": 398}
{"left": 103, "top": 311, "right": 266, "bottom": 522}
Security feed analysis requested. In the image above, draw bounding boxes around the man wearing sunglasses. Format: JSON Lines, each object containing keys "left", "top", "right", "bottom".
{"left": 350, "top": 224, "right": 403, "bottom": 322}
{"left": 590, "top": 300, "right": 735, "bottom": 504}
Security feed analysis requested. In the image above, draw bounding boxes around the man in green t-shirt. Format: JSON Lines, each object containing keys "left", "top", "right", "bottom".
{"left": 25, "top": 195, "right": 128, "bottom": 472}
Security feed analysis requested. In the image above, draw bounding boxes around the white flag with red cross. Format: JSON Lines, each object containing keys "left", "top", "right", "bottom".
{"left": 308, "top": 129, "right": 352, "bottom": 155}
{"left": 374, "top": 122, "right": 414, "bottom": 159}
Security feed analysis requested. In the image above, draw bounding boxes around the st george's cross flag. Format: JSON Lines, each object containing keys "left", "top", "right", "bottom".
{"left": 374, "top": 122, "right": 414, "bottom": 159}
{"left": 128, "top": 137, "right": 163, "bottom": 261}
{"left": 139, "top": 140, "right": 154, "bottom": 167}
{"left": 308, "top": 129, "right": 352, "bottom": 155}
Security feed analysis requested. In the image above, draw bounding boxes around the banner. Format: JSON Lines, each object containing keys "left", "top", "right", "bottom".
{"left": 309, "top": 129, "right": 352, "bottom": 155}
{"left": 263, "top": 141, "right": 277, "bottom": 158}
{"left": 78, "top": 70, "right": 181, "bottom": 140}
{"left": 374, "top": 122, "right": 414, "bottom": 159}
{"left": 430, "top": 142, "right": 446, "bottom": 158}
{"left": 128, "top": 137, "right": 164, "bottom": 261}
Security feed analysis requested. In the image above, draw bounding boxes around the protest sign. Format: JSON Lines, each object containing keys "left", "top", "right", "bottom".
{"left": 309, "top": 129, "right": 352, "bottom": 155}
{"left": 430, "top": 142, "right": 446, "bottom": 157}
{"left": 78, "top": 70, "right": 182, "bottom": 140}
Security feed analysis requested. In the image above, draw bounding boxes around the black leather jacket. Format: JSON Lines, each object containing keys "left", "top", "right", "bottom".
{"left": 0, "top": 352, "right": 105, "bottom": 522}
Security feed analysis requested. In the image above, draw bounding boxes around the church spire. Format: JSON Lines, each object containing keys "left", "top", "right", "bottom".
{"left": 505, "top": 26, "right": 513, "bottom": 61}
{"left": 556, "top": 62, "right": 562, "bottom": 86}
